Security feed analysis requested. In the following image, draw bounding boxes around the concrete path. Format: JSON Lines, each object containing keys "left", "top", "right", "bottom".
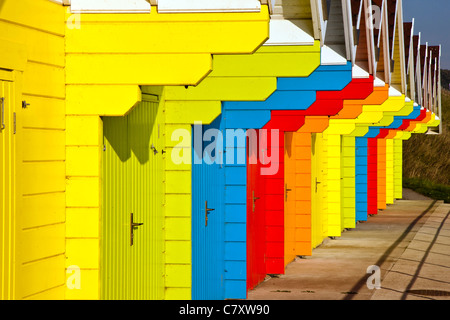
{"left": 247, "top": 200, "right": 450, "bottom": 300}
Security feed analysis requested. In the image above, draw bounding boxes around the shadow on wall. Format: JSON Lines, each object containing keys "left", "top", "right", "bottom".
{"left": 103, "top": 102, "right": 158, "bottom": 165}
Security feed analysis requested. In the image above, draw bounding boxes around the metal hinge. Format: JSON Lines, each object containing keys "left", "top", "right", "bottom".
{"left": 1, "top": 97, "right": 5, "bottom": 130}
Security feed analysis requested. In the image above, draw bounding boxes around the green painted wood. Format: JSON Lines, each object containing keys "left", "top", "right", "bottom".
{"left": 101, "top": 94, "right": 165, "bottom": 300}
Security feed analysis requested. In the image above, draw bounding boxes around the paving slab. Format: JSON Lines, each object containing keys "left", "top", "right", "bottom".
{"left": 372, "top": 202, "right": 450, "bottom": 300}
{"left": 247, "top": 200, "right": 449, "bottom": 300}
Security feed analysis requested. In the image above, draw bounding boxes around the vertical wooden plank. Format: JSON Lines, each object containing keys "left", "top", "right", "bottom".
{"left": 377, "top": 138, "right": 387, "bottom": 209}
{"left": 385, "top": 138, "right": 395, "bottom": 204}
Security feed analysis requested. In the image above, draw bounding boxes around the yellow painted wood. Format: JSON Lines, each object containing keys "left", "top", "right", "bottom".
{"left": 165, "top": 101, "right": 222, "bottom": 124}
{"left": 165, "top": 195, "right": 191, "bottom": 218}
{"left": 400, "top": 132, "right": 412, "bottom": 140}
{"left": 284, "top": 132, "right": 297, "bottom": 265}
{"left": 66, "top": 54, "right": 212, "bottom": 86}
{"left": 0, "top": 38, "right": 27, "bottom": 71}
{"left": 165, "top": 265, "right": 191, "bottom": 289}
{"left": 65, "top": 5, "right": 270, "bottom": 88}
{"left": 24, "top": 286, "right": 65, "bottom": 300}
{"left": 66, "top": 177, "right": 100, "bottom": 208}
{"left": 66, "top": 208, "right": 100, "bottom": 238}
{"left": 341, "top": 136, "right": 356, "bottom": 229}
{"left": 23, "top": 62, "right": 65, "bottom": 99}
{"left": 62, "top": 5, "right": 318, "bottom": 299}
{"left": 22, "top": 95, "right": 65, "bottom": 130}
{"left": 66, "top": 116, "right": 102, "bottom": 146}
{"left": 165, "top": 217, "right": 191, "bottom": 241}
{"left": 66, "top": 239, "right": 99, "bottom": 269}
{"left": 0, "top": 21, "right": 65, "bottom": 67}
{"left": 65, "top": 8, "right": 269, "bottom": 54}
{"left": 165, "top": 241, "right": 191, "bottom": 265}
{"left": 321, "top": 133, "right": 329, "bottom": 239}
{"left": 1, "top": 79, "right": 16, "bottom": 300}
{"left": 158, "top": 42, "right": 319, "bottom": 297}
{"left": 165, "top": 288, "right": 191, "bottom": 301}
{"left": 65, "top": 270, "right": 99, "bottom": 300}
{"left": 0, "top": 0, "right": 65, "bottom": 36}
{"left": 311, "top": 133, "right": 327, "bottom": 249}
{"left": 207, "top": 46, "right": 320, "bottom": 77}
{"left": 17, "top": 255, "right": 66, "bottom": 299}
{"left": 0, "top": 69, "right": 14, "bottom": 82}
{"left": 66, "top": 147, "right": 100, "bottom": 177}
{"left": 323, "top": 133, "right": 341, "bottom": 237}
{"left": 22, "top": 162, "right": 65, "bottom": 195}
{"left": 18, "top": 224, "right": 65, "bottom": 264}
{"left": 22, "top": 193, "right": 65, "bottom": 230}
{"left": 66, "top": 85, "right": 142, "bottom": 116}
{"left": 393, "top": 139, "right": 403, "bottom": 199}
{"left": 165, "top": 77, "right": 277, "bottom": 102}
{"left": 100, "top": 97, "right": 166, "bottom": 300}
{"left": 386, "top": 139, "right": 394, "bottom": 205}
{"left": 0, "top": 1, "right": 67, "bottom": 300}
{"left": 22, "top": 129, "right": 65, "bottom": 161}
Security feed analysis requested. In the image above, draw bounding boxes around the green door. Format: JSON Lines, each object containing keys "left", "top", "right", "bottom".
{"left": 101, "top": 94, "right": 165, "bottom": 300}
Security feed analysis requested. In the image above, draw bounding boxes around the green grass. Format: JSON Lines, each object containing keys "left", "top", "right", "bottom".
{"left": 403, "top": 177, "right": 450, "bottom": 203}
{"left": 402, "top": 79, "right": 450, "bottom": 201}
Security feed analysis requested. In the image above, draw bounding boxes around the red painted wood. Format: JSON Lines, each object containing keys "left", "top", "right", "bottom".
{"left": 246, "top": 136, "right": 266, "bottom": 291}
{"left": 397, "top": 109, "right": 427, "bottom": 130}
{"left": 246, "top": 77, "right": 375, "bottom": 283}
{"left": 367, "top": 138, "right": 378, "bottom": 215}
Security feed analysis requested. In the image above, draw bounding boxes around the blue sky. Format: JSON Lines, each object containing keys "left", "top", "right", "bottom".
{"left": 403, "top": 0, "right": 450, "bottom": 69}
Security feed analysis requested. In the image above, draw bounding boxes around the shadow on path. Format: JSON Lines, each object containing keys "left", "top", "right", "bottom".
{"left": 343, "top": 200, "right": 438, "bottom": 300}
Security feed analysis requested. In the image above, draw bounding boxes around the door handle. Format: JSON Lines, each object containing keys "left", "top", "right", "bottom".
{"left": 252, "top": 190, "right": 260, "bottom": 212}
{"left": 151, "top": 143, "right": 158, "bottom": 155}
{"left": 285, "top": 184, "right": 292, "bottom": 201}
{"left": 315, "top": 178, "right": 321, "bottom": 192}
{"left": 205, "top": 201, "right": 215, "bottom": 227}
{"left": 1, "top": 97, "right": 5, "bottom": 130}
{"left": 130, "top": 213, "right": 144, "bottom": 246}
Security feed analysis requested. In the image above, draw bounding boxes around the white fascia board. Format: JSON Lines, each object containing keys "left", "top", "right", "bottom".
{"left": 321, "top": 45, "right": 347, "bottom": 65}
{"left": 71, "top": 0, "right": 151, "bottom": 13}
{"left": 374, "top": 76, "right": 386, "bottom": 87}
{"left": 157, "top": 0, "right": 261, "bottom": 13}
{"left": 264, "top": 19, "right": 315, "bottom": 46}
{"left": 405, "top": 97, "right": 411, "bottom": 102}
{"left": 413, "top": 102, "right": 418, "bottom": 107}
{"left": 389, "top": 86, "right": 403, "bottom": 97}
{"left": 352, "top": 64, "right": 370, "bottom": 79}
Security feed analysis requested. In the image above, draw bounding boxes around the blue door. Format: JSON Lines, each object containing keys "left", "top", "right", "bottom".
{"left": 192, "top": 115, "right": 225, "bottom": 300}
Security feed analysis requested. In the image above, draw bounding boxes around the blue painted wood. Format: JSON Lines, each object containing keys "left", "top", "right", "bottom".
{"left": 354, "top": 105, "right": 421, "bottom": 223}
{"left": 191, "top": 63, "right": 353, "bottom": 299}
{"left": 380, "top": 106, "right": 421, "bottom": 129}
{"left": 355, "top": 137, "right": 368, "bottom": 221}
{"left": 192, "top": 115, "right": 226, "bottom": 300}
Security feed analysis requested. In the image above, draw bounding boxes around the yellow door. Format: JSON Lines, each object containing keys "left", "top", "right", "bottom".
{"left": 101, "top": 94, "right": 165, "bottom": 299}
{"left": 284, "top": 132, "right": 296, "bottom": 266}
{"left": 311, "top": 133, "right": 325, "bottom": 249}
{"left": 0, "top": 75, "right": 16, "bottom": 299}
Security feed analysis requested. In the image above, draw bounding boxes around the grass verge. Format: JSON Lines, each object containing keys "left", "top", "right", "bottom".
{"left": 403, "top": 177, "right": 450, "bottom": 203}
